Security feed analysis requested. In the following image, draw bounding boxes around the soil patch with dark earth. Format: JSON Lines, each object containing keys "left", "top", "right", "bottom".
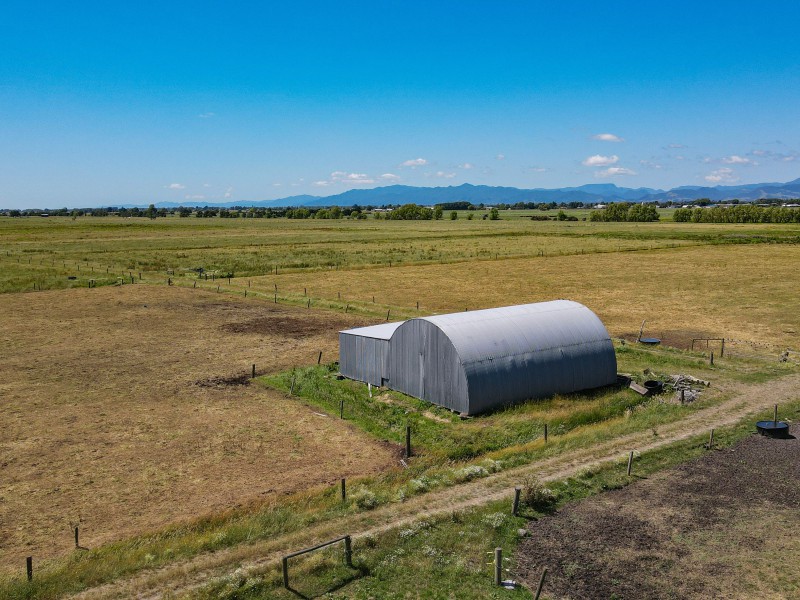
{"left": 516, "top": 425, "right": 800, "bottom": 599}
{"left": 219, "top": 311, "right": 361, "bottom": 338}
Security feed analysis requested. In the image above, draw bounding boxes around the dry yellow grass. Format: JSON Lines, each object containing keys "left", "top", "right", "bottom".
{"left": 253, "top": 243, "right": 800, "bottom": 349}
{"left": 0, "top": 286, "right": 395, "bottom": 570}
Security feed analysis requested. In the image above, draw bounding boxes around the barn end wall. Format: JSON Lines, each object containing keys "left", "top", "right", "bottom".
{"left": 338, "top": 332, "right": 389, "bottom": 387}
{"left": 384, "top": 319, "right": 469, "bottom": 414}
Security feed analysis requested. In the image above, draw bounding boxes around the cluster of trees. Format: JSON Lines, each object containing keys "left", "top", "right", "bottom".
{"left": 285, "top": 205, "right": 367, "bottom": 219}
{"left": 589, "top": 203, "right": 660, "bottom": 222}
{"left": 673, "top": 205, "right": 800, "bottom": 223}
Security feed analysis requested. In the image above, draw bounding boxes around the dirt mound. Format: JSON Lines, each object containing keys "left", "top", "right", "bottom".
{"left": 515, "top": 425, "right": 800, "bottom": 599}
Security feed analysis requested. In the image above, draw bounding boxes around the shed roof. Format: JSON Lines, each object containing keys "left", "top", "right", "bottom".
{"left": 339, "top": 321, "right": 404, "bottom": 340}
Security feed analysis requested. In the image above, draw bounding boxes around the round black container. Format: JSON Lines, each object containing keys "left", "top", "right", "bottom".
{"left": 756, "top": 421, "right": 790, "bottom": 438}
{"left": 643, "top": 379, "right": 664, "bottom": 395}
{"left": 638, "top": 337, "right": 661, "bottom": 345}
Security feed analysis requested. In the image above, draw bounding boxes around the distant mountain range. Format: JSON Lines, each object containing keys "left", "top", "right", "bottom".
{"left": 152, "top": 178, "right": 800, "bottom": 209}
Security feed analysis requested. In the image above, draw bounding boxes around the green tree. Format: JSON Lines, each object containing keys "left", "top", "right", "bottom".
{"left": 450, "top": 211, "right": 458, "bottom": 220}
{"left": 489, "top": 208, "right": 500, "bottom": 220}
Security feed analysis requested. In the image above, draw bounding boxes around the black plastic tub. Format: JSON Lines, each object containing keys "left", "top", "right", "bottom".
{"left": 643, "top": 380, "right": 664, "bottom": 395}
{"left": 638, "top": 337, "right": 661, "bottom": 345}
{"left": 756, "top": 421, "right": 790, "bottom": 438}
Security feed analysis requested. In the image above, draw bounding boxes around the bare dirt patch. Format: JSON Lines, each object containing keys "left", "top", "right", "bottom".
{"left": 0, "top": 285, "right": 394, "bottom": 570}
{"left": 516, "top": 426, "right": 800, "bottom": 599}
{"left": 219, "top": 312, "right": 356, "bottom": 338}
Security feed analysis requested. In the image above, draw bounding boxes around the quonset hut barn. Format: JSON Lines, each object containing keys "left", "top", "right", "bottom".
{"left": 339, "top": 300, "right": 617, "bottom": 415}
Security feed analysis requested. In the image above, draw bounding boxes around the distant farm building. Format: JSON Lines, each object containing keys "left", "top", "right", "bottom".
{"left": 339, "top": 300, "right": 617, "bottom": 415}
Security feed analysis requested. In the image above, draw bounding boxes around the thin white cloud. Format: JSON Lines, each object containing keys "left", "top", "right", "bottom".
{"left": 525, "top": 166, "right": 549, "bottom": 173}
{"left": 495, "top": 154, "right": 505, "bottom": 160}
{"left": 380, "top": 173, "right": 401, "bottom": 181}
{"left": 665, "top": 143, "right": 687, "bottom": 149}
{"left": 582, "top": 154, "right": 619, "bottom": 167}
{"left": 315, "top": 171, "right": 377, "bottom": 187}
{"left": 184, "top": 194, "right": 205, "bottom": 200}
{"left": 704, "top": 167, "right": 738, "bottom": 183}
{"left": 165, "top": 183, "right": 186, "bottom": 190}
{"left": 273, "top": 183, "right": 282, "bottom": 187}
{"left": 224, "top": 186, "right": 234, "bottom": 198}
{"left": 639, "top": 160, "right": 663, "bottom": 170}
{"left": 750, "top": 149, "right": 798, "bottom": 162}
{"left": 202, "top": 183, "right": 211, "bottom": 188}
{"left": 594, "top": 167, "right": 637, "bottom": 178}
{"left": 592, "top": 133, "right": 624, "bottom": 142}
{"left": 198, "top": 112, "right": 215, "bottom": 119}
{"left": 400, "top": 158, "right": 427, "bottom": 167}
{"left": 458, "top": 163, "right": 474, "bottom": 170}
{"left": 434, "top": 171, "right": 456, "bottom": 179}
{"left": 722, "top": 155, "right": 755, "bottom": 165}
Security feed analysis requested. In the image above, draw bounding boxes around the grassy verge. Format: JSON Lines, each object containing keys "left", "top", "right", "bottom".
{"left": 189, "top": 400, "right": 800, "bottom": 599}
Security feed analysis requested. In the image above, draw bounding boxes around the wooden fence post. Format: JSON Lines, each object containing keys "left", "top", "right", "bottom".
{"left": 341, "top": 478, "right": 346, "bottom": 502}
{"left": 710, "top": 351, "right": 714, "bottom": 366}
{"left": 252, "top": 364, "right": 256, "bottom": 379}
{"left": 512, "top": 488, "right": 521, "bottom": 516}
{"left": 494, "top": 547, "right": 502, "bottom": 585}
{"left": 317, "top": 351, "right": 322, "bottom": 364}
{"left": 534, "top": 567, "right": 548, "bottom": 600}
{"left": 26, "top": 556, "right": 32, "bottom": 581}
{"left": 627, "top": 450, "right": 634, "bottom": 476}
{"left": 344, "top": 535, "right": 353, "bottom": 567}
{"left": 544, "top": 423, "right": 548, "bottom": 443}
{"left": 339, "top": 399, "right": 344, "bottom": 419}
{"left": 405, "top": 425, "right": 412, "bottom": 458}
{"left": 708, "top": 428, "right": 714, "bottom": 450}
{"left": 75, "top": 526, "right": 79, "bottom": 548}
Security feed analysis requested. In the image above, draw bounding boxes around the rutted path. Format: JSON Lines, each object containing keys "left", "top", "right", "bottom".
{"left": 72, "top": 373, "right": 800, "bottom": 600}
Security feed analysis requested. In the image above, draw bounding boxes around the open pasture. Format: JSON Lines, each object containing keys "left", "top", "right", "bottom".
{"left": 2, "top": 216, "right": 798, "bottom": 295}
{"left": 0, "top": 285, "right": 395, "bottom": 569}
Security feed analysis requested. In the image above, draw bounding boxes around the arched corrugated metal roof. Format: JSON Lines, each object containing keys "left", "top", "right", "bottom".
{"left": 418, "top": 300, "right": 612, "bottom": 368}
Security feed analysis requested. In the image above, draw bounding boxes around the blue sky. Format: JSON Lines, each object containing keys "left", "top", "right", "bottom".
{"left": 1, "top": 1, "right": 799, "bottom": 208}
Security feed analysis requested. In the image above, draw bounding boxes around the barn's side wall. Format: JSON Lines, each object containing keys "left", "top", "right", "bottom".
{"left": 385, "top": 320, "right": 468, "bottom": 414}
{"left": 464, "top": 338, "right": 617, "bottom": 414}
{"left": 338, "top": 332, "right": 389, "bottom": 386}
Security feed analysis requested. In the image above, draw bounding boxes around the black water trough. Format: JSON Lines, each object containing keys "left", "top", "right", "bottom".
{"left": 643, "top": 380, "right": 664, "bottom": 395}
{"left": 756, "top": 421, "right": 790, "bottom": 438}
{"left": 638, "top": 337, "right": 661, "bottom": 345}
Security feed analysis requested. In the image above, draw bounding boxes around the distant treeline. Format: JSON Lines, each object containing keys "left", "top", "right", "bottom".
{"left": 589, "top": 203, "right": 660, "bottom": 222}
{"left": 673, "top": 205, "right": 800, "bottom": 223}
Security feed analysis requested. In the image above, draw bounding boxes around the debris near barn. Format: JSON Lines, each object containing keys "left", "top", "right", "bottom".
{"left": 666, "top": 374, "right": 710, "bottom": 404}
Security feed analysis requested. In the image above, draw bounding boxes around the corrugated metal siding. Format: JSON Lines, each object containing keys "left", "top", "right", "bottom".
{"left": 389, "top": 300, "right": 616, "bottom": 415}
{"left": 338, "top": 321, "right": 403, "bottom": 387}
{"left": 385, "top": 319, "right": 468, "bottom": 413}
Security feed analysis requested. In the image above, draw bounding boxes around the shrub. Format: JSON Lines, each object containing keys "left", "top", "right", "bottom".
{"left": 521, "top": 475, "right": 557, "bottom": 511}
{"left": 351, "top": 488, "right": 379, "bottom": 510}
{"left": 453, "top": 465, "right": 489, "bottom": 482}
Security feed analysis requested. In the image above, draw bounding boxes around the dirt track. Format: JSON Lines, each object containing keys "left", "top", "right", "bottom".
{"left": 69, "top": 372, "right": 800, "bottom": 600}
